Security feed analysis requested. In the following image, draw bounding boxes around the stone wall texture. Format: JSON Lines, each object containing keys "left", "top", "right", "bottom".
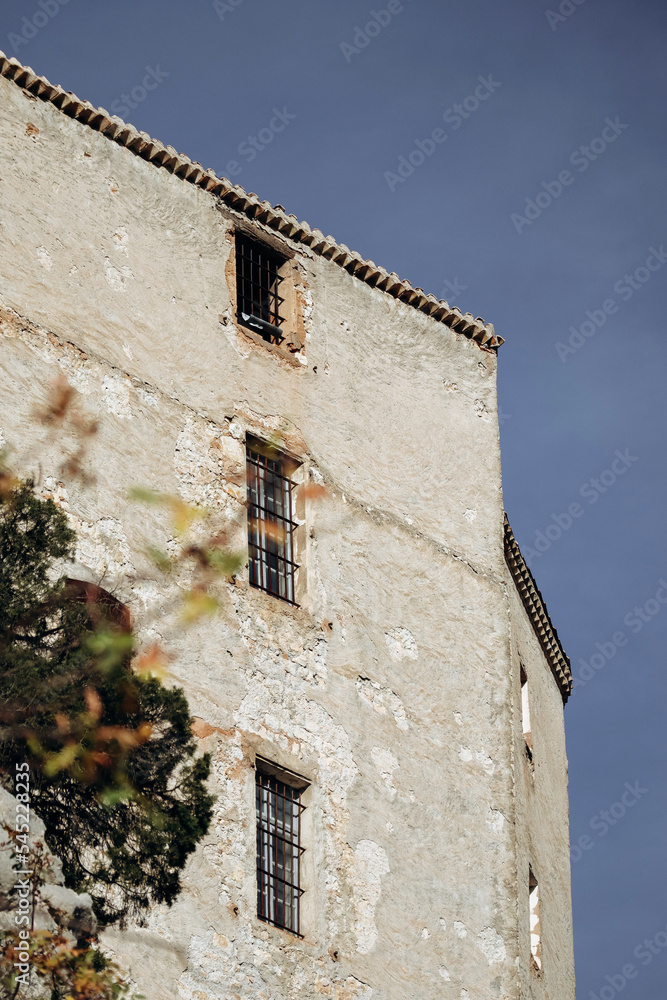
{"left": 0, "top": 69, "right": 575, "bottom": 1000}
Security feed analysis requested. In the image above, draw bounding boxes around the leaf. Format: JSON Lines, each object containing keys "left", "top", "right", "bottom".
{"left": 96, "top": 724, "right": 152, "bottom": 748}
{"left": 43, "top": 743, "right": 80, "bottom": 777}
{"left": 133, "top": 643, "right": 168, "bottom": 679}
{"left": 181, "top": 590, "right": 218, "bottom": 623}
{"left": 99, "top": 785, "right": 134, "bottom": 808}
{"left": 248, "top": 517, "right": 286, "bottom": 545}
{"left": 84, "top": 687, "right": 103, "bottom": 721}
{"left": 127, "top": 486, "right": 163, "bottom": 505}
{"left": 86, "top": 628, "right": 134, "bottom": 671}
{"left": 206, "top": 548, "right": 244, "bottom": 577}
{"left": 130, "top": 486, "right": 207, "bottom": 535}
{"left": 167, "top": 497, "right": 206, "bottom": 535}
{"left": 55, "top": 713, "right": 71, "bottom": 733}
{"left": 296, "top": 482, "right": 330, "bottom": 501}
{"left": 144, "top": 544, "right": 172, "bottom": 574}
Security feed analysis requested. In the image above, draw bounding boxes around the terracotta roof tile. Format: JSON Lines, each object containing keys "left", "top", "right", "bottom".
{"left": 0, "top": 50, "right": 504, "bottom": 351}
{"left": 504, "top": 514, "right": 573, "bottom": 702}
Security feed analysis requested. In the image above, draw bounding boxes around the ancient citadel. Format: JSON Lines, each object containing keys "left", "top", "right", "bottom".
{"left": 0, "top": 51, "right": 574, "bottom": 1000}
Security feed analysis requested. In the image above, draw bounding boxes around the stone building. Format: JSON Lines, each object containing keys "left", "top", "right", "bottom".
{"left": 0, "top": 51, "right": 575, "bottom": 1000}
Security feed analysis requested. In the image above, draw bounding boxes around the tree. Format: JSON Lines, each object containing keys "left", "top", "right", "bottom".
{"left": 0, "top": 479, "right": 214, "bottom": 927}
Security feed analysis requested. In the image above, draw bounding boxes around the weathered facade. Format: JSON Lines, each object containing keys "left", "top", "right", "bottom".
{"left": 0, "top": 51, "right": 575, "bottom": 1000}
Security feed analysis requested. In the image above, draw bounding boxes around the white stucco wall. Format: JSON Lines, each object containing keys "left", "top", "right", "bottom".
{"left": 0, "top": 70, "right": 574, "bottom": 1000}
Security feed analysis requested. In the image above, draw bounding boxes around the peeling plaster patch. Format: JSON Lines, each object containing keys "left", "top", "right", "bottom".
{"left": 178, "top": 927, "right": 270, "bottom": 1000}
{"left": 104, "top": 256, "right": 133, "bottom": 291}
{"left": 356, "top": 677, "right": 409, "bottom": 731}
{"left": 478, "top": 751, "right": 495, "bottom": 776}
{"left": 102, "top": 373, "right": 132, "bottom": 418}
{"left": 228, "top": 418, "right": 244, "bottom": 440}
{"left": 231, "top": 595, "right": 328, "bottom": 688}
{"left": 206, "top": 730, "right": 248, "bottom": 902}
{"left": 474, "top": 399, "right": 489, "bottom": 418}
{"left": 69, "top": 515, "right": 136, "bottom": 590}
{"left": 223, "top": 321, "right": 252, "bottom": 359}
{"left": 370, "top": 747, "right": 398, "bottom": 799}
{"left": 0, "top": 303, "right": 108, "bottom": 400}
{"left": 461, "top": 990, "right": 470, "bottom": 1000}
{"left": 317, "top": 976, "right": 373, "bottom": 999}
{"left": 487, "top": 809, "right": 505, "bottom": 835}
{"left": 439, "top": 966, "right": 451, "bottom": 981}
{"left": 122, "top": 341, "right": 134, "bottom": 361}
{"left": 36, "top": 246, "right": 52, "bottom": 270}
{"left": 454, "top": 921, "right": 467, "bottom": 938}
{"left": 477, "top": 927, "right": 507, "bottom": 966}
{"left": 234, "top": 678, "right": 348, "bottom": 763}
{"left": 384, "top": 626, "right": 418, "bottom": 661}
{"left": 463, "top": 508, "right": 477, "bottom": 524}
{"left": 174, "top": 414, "right": 231, "bottom": 512}
{"left": 454, "top": 712, "right": 462, "bottom": 725}
{"left": 459, "top": 746, "right": 495, "bottom": 775}
{"left": 0, "top": 427, "right": 5, "bottom": 449}
{"left": 112, "top": 227, "right": 129, "bottom": 256}
{"left": 421, "top": 928, "right": 429, "bottom": 939}
{"left": 440, "top": 917, "right": 447, "bottom": 931}
{"left": 352, "top": 840, "right": 390, "bottom": 954}
{"left": 131, "top": 580, "right": 163, "bottom": 613}
{"left": 135, "top": 386, "right": 158, "bottom": 409}
{"left": 40, "top": 477, "right": 69, "bottom": 508}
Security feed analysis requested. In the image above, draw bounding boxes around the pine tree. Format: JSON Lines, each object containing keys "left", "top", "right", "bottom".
{"left": 0, "top": 480, "right": 214, "bottom": 926}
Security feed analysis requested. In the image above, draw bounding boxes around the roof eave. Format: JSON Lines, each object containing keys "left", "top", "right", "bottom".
{"left": 0, "top": 51, "right": 504, "bottom": 352}
{"left": 504, "top": 514, "right": 573, "bottom": 703}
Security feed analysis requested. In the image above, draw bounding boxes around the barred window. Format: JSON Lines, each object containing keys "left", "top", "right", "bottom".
{"left": 256, "top": 764, "right": 306, "bottom": 936}
{"left": 236, "top": 232, "right": 286, "bottom": 344}
{"left": 247, "top": 444, "right": 298, "bottom": 604}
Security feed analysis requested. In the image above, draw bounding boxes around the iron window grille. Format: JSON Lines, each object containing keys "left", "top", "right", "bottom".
{"left": 236, "top": 232, "right": 286, "bottom": 343}
{"left": 247, "top": 446, "right": 299, "bottom": 604}
{"left": 256, "top": 768, "right": 305, "bottom": 936}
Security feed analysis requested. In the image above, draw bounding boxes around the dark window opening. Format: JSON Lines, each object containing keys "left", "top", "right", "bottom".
{"left": 520, "top": 665, "right": 533, "bottom": 762}
{"left": 529, "top": 867, "right": 542, "bottom": 970}
{"left": 236, "top": 233, "right": 286, "bottom": 344}
{"left": 63, "top": 579, "right": 131, "bottom": 633}
{"left": 247, "top": 444, "right": 298, "bottom": 604}
{"left": 256, "top": 763, "right": 306, "bottom": 936}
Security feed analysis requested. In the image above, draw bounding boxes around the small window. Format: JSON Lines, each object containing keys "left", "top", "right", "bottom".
{"left": 255, "top": 760, "right": 307, "bottom": 936}
{"left": 247, "top": 442, "right": 298, "bottom": 604}
{"left": 529, "top": 867, "right": 542, "bottom": 970}
{"left": 520, "top": 665, "right": 533, "bottom": 761}
{"left": 236, "top": 232, "right": 287, "bottom": 344}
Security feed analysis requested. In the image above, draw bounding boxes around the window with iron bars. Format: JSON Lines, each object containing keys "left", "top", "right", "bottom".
{"left": 235, "top": 232, "right": 286, "bottom": 344}
{"left": 247, "top": 444, "right": 298, "bottom": 604}
{"left": 256, "top": 765, "right": 306, "bottom": 936}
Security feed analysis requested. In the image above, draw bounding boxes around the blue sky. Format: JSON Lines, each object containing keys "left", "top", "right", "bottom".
{"left": 3, "top": 0, "right": 666, "bottom": 994}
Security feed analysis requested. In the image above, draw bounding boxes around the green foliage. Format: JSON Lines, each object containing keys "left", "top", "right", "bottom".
{"left": 0, "top": 831, "right": 143, "bottom": 999}
{"left": 0, "top": 930, "right": 143, "bottom": 999}
{"left": 0, "top": 482, "right": 214, "bottom": 927}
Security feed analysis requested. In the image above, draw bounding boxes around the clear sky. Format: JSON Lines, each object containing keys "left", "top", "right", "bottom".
{"left": 3, "top": 0, "right": 666, "bottom": 994}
